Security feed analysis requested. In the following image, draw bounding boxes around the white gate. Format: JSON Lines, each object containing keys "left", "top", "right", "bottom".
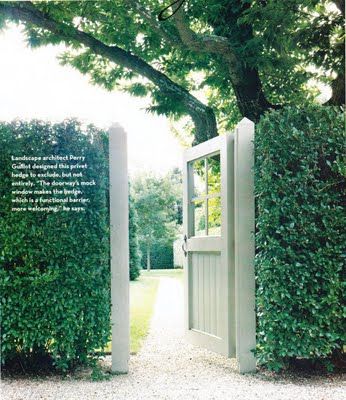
{"left": 182, "top": 118, "right": 256, "bottom": 373}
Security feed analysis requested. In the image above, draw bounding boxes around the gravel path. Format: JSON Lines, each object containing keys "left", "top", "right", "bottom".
{"left": 2, "top": 276, "right": 345, "bottom": 400}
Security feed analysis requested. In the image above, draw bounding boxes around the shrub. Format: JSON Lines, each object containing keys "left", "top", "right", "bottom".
{"left": 140, "top": 243, "right": 174, "bottom": 269}
{"left": 129, "top": 194, "right": 141, "bottom": 280}
{"left": 255, "top": 106, "right": 345, "bottom": 370}
{"left": 0, "top": 120, "right": 110, "bottom": 371}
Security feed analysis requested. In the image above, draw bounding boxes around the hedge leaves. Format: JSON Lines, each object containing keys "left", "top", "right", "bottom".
{"left": 0, "top": 120, "right": 110, "bottom": 371}
{"left": 255, "top": 106, "right": 345, "bottom": 370}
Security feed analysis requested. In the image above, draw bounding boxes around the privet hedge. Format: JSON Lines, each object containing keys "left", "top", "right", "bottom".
{"left": 0, "top": 120, "right": 110, "bottom": 371}
{"left": 140, "top": 243, "right": 174, "bottom": 269}
{"left": 129, "top": 194, "right": 141, "bottom": 280}
{"left": 255, "top": 106, "right": 345, "bottom": 370}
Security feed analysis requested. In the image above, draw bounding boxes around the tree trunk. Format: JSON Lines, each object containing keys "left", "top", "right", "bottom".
{"left": 231, "top": 66, "right": 278, "bottom": 122}
{"left": 146, "top": 245, "right": 151, "bottom": 271}
{"left": 208, "top": 2, "right": 281, "bottom": 122}
{"left": 326, "top": 72, "right": 345, "bottom": 106}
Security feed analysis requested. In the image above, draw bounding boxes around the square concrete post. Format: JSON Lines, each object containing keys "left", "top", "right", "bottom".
{"left": 109, "top": 123, "right": 129, "bottom": 373}
{"left": 234, "top": 118, "right": 256, "bottom": 373}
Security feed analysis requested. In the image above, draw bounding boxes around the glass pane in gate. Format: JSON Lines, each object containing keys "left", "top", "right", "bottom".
{"left": 193, "top": 200, "right": 205, "bottom": 236}
{"left": 189, "top": 152, "right": 221, "bottom": 237}
{"left": 192, "top": 159, "right": 205, "bottom": 199}
{"left": 208, "top": 197, "right": 221, "bottom": 236}
{"left": 207, "top": 154, "right": 221, "bottom": 195}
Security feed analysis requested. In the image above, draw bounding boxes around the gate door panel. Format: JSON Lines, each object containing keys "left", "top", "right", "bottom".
{"left": 183, "top": 119, "right": 256, "bottom": 373}
{"left": 183, "top": 135, "right": 234, "bottom": 357}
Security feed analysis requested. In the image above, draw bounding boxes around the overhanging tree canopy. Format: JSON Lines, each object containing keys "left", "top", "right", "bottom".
{"left": 0, "top": 1, "right": 344, "bottom": 143}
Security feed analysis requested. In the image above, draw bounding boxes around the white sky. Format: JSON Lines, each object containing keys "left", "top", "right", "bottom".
{"left": 0, "top": 25, "right": 183, "bottom": 175}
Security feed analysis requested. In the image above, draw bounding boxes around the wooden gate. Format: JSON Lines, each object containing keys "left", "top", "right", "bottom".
{"left": 182, "top": 118, "right": 256, "bottom": 373}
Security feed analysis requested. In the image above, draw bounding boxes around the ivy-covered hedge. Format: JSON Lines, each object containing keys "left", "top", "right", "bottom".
{"left": 0, "top": 120, "right": 110, "bottom": 371}
{"left": 255, "top": 106, "right": 345, "bottom": 370}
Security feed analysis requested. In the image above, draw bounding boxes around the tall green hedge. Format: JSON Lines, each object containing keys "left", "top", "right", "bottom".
{"left": 129, "top": 194, "right": 141, "bottom": 280}
{"left": 0, "top": 120, "right": 110, "bottom": 371}
{"left": 140, "top": 243, "right": 174, "bottom": 269}
{"left": 255, "top": 106, "right": 345, "bottom": 370}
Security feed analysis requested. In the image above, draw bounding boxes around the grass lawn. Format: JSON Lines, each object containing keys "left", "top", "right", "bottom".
{"left": 129, "top": 273, "right": 160, "bottom": 354}
{"left": 141, "top": 268, "right": 183, "bottom": 280}
{"left": 105, "top": 268, "right": 183, "bottom": 354}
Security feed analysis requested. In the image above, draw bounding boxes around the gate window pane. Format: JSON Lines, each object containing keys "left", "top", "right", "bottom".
{"left": 192, "top": 159, "right": 206, "bottom": 199}
{"left": 190, "top": 152, "right": 222, "bottom": 237}
{"left": 193, "top": 200, "right": 206, "bottom": 236}
{"left": 208, "top": 197, "right": 221, "bottom": 236}
{"left": 207, "top": 154, "right": 221, "bottom": 195}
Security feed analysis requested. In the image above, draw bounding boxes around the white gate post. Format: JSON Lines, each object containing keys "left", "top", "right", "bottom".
{"left": 234, "top": 118, "right": 256, "bottom": 373}
{"left": 109, "top": 123, "right": 129, "bottom": 373}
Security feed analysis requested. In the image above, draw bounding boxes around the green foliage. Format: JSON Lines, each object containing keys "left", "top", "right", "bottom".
{"left": 255, "top": 105, "right": 346, "bottom": 371}
{"left": 129, "top": 194, "right": 141, "bottom": 280}
{"left": 242, "top": 1, "right": 344, "bottom": 96}
{"left": 140, "top": 243, "right": 174, "bottom": 269}
{"left": 0, "top": 120, "right": 110, "bottom": 372}
{"left": 7, "top": 0, "right": 343, "bottom": 140}
{"left": 131, "top": 171, "right": 181, "bottom": 270}
{"left": 131, "top": 172, "right": 181, "bottom": 247}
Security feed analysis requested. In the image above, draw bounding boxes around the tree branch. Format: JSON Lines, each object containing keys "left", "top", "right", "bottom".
{"left": 173, "top": 5, "right": 234, "bottom": 56}
{"left": 124, "top": 0, "right": 237, "bottom": 73}
{"left": 114, "top": 2, "right": 270, "bottom": 120}
{"left": 123, "top": 0, "right": 182, "bottom": 47}
{"left": 0, "top": 1, "right": 217, "bottom": 143}
{"left": 124, "top": 0, "right": 238, "bottom": 79}
{"left": 172, "top": 5, "right": 242, "bottom": 85}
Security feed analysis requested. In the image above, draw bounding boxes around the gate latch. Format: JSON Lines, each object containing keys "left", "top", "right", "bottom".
{"left": 182, "top": 234, "right": 188, "bottom": 257}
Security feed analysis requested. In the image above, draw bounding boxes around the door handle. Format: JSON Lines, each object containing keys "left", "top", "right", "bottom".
{"left": 182, "top": 234, "right": 187, "bottom": 257}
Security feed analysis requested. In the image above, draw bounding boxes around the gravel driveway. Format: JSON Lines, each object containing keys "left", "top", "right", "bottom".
{"left": 2, "top": 276, "right": 345, "bottom": 400}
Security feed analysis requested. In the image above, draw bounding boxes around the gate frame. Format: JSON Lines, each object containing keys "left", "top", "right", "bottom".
{"left": 108, "top": 118, "right": 256, "bottom": 374}
{"left": 233, "top": 118, "right": 256, "bottom": 373}
{"left": 109, "top": 124, "right": 130, "bottom": 373}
